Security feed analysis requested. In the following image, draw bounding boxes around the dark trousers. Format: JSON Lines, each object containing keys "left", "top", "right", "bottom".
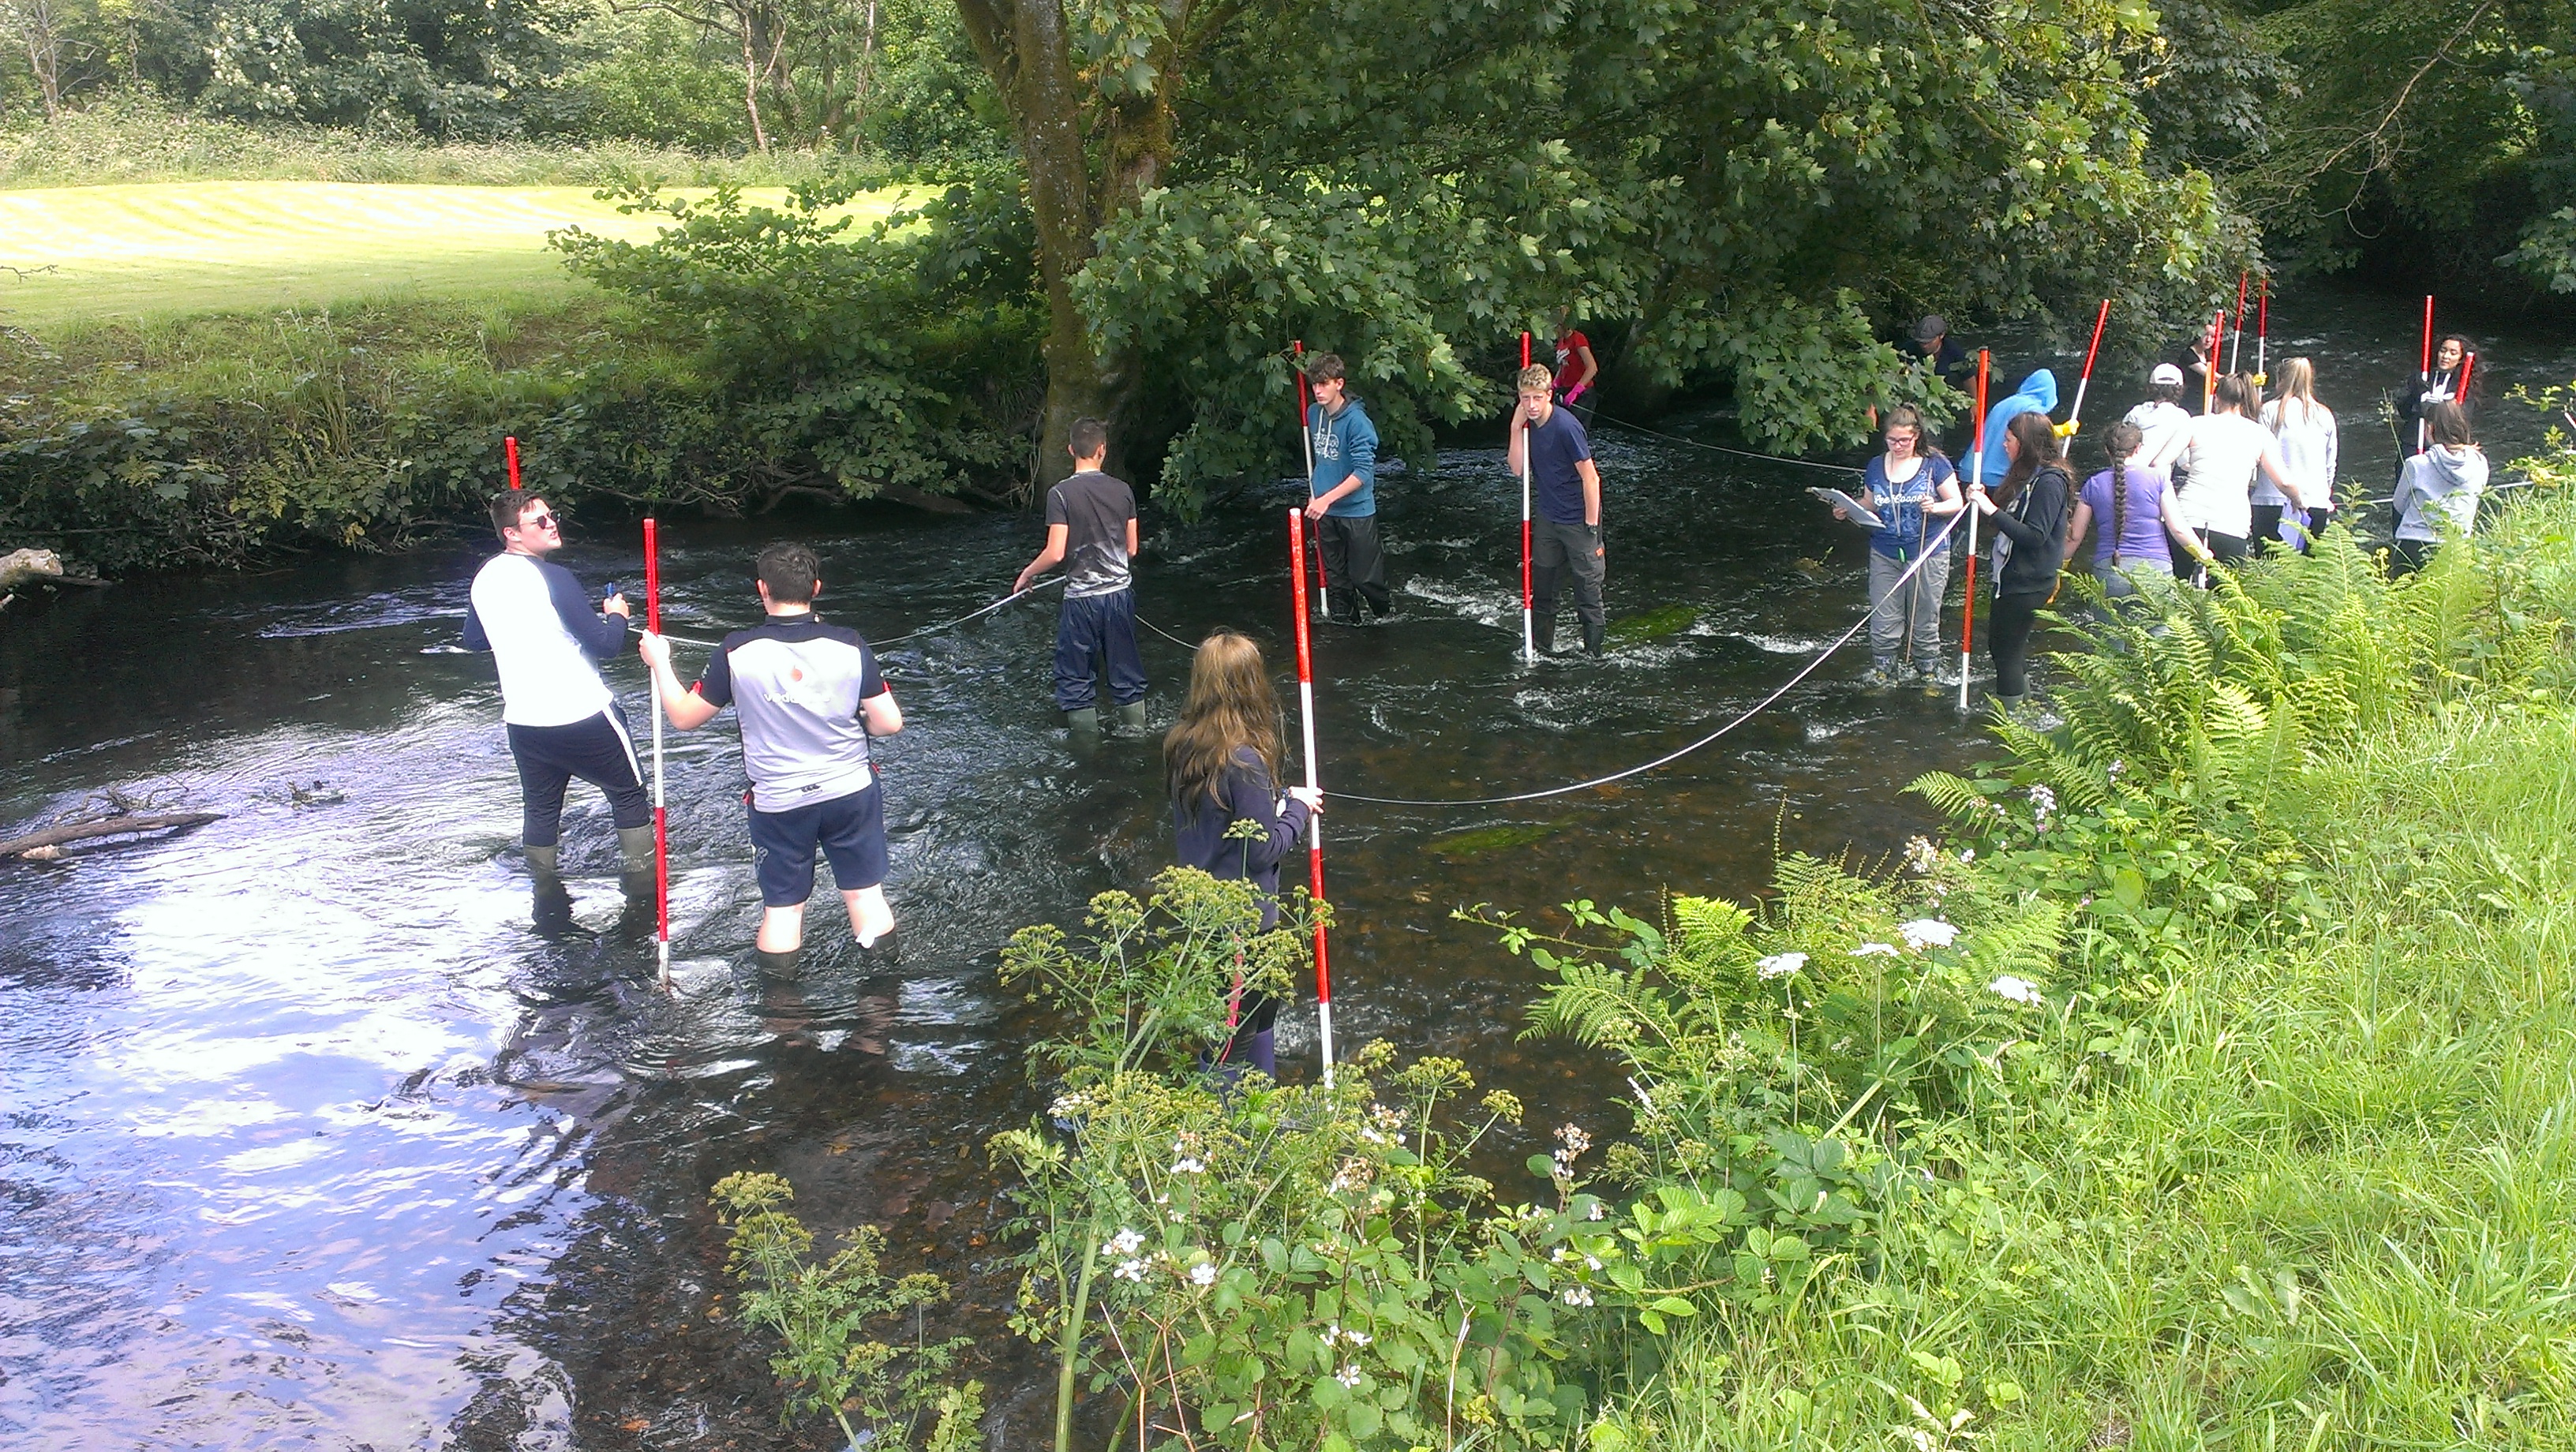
{"left": 2390, "top": 538, "right": 2436, "bottom": 578}
{"left": 1531, "top": 518, "right": 1606, "bottom": 651}
{"left": 1317, "top": 514, "right": 1391, "bottom": 621}
{"left": 1053, "top": 588, "right": 1148, "bottom": 711}
{"left": 506, "top": 706, "right": 650, "bottom": 848}
{"left": 2254, "top": 504, "right": 2335, "bottom": 556}
{"left": 1987, "top": 591, "right": 2050, "bottom": 698}
{"left": 2171, "top": 528, "right": 2247, "bottom": 584}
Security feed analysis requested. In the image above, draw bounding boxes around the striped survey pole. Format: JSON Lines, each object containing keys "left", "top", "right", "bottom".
{"left": 1286, "top": 507, "right": 1336, "bottom": 1086}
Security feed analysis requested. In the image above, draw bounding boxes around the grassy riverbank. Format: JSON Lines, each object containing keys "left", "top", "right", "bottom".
{"left": 1576, "top": 499, "right": 2576, "bottom": 1447}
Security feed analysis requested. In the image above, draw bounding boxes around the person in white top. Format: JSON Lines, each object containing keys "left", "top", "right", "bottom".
{"left": 2123, "top": 364, "right": 2194, "bottom": 474}
{"left": 2391, "top": 402, "right": 2488, "bottom": 577}
{"left": 462, "top": 490, "right": 653, "bottom": 887}
{"left": 2170, "top": 374, "right": 2301, "bottom": 582}
{"left": 2256, "top": 357, "right": 2338, "bottom": 554}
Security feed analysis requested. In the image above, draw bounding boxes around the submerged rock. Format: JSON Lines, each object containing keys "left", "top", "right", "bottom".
{"left": 1428, "top": 819, "right": 1571, "bottom": 859}
{"left": 1608, "top": 604, "right": 1698, "bottom": 642}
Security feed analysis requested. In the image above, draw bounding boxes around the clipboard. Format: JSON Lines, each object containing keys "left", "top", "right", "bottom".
{"left": 1808, "top": 487, "right": 1883, "bottom": 530}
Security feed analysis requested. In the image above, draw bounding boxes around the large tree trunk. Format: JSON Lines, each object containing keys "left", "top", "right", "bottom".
{"left": 955, "top": 0, "right": 1177, "bottom": 495}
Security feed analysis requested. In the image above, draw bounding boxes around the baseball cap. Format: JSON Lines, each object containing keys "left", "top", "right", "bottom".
{"left": 2151, "top": 363, "right": 2185, "bottom": 386}
{"left": 1912, "top": 315, "right": 1947, "bottom": 342}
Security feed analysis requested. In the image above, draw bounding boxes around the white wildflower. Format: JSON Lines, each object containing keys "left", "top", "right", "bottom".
{"left": 1586, "top": 1202, "right": 1606, "bottom": 1222}
{"left": 1903, "top": 835, "right": 1941, "bottom": 874}
{"left": 1556, "top": 1124, "right": 1592, "bottom": 1155}
{"left": 1850, "top": 942, "right": 1901, "bottom": 958}
{"left": 1898, "top": 919, "right": 1959, "bottom": 951}
{"left": 1987, "top": 975, "right": 2045, "bottom": 1005}
{"left": 1113, "top": 1258, "right": 1148, "bottom": 1282}
{"left": 1189, "top": 1262, "right": 1217, "bottom": 1288}
{"left": 1360, "top": 1128, "right": 1387, "bottom": 1145}
{"left": 1335, "top": 1365, "right": 1362, "bottom": 1388}
{"left": 1170, "top": 1157, "right": 1207, "bottom": 1175}
{"left": 1960, "top": 848, "right": 1975, "bottom": 863}
{"left": 1585, "top": 1256, "right": 1604, "bottom": 1271}
{"left": 2029, "top": 784, "right": 2057, "bottom": 831}
{"left": 1346, "top": 1329, "right": 1371, "bottom": 1347}
{"left": 1103, "top": 1228, "right": 1144, "bottom": 1258}
{"left": 1757, "top": 952, "right": 1807, "bottom": 979}
{"left": 1560, "top": 1285, "right": 1594, "bottom": 1307}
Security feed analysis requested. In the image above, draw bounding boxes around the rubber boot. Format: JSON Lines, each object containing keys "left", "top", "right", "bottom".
{"left": 618, "top": 824, "right": 657, "bottom": 899}
{"left": 1116, "top": 702, "right": 1148, "bottom": 736}
{"left": 1994, "top": 692, "right": 2026, "bottom": 719}
{"left": 753, "top": 946, "right": 803, "bottom": 979}
{"left": 1065, "top": 707, "right": 1101, "bottom": 746}
{"left": 524, "top": 842, "right": 561, "bottom": 878}
{"left": 1531, "top": 611, "right": 1559, "bottom": 656}
{"left": 1582, "top": 619, "right": 1606, "bottom": 657}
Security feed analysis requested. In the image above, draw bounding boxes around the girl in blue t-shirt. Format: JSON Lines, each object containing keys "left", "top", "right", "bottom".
{"left": 1836, "top": 406, "right": 1963, "bottom": 686}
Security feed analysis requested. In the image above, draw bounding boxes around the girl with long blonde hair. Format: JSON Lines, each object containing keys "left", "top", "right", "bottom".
{"left": 1164, "top": 631, "right": 1323, "bottom": 1075}
{"left": 2257, "top": 357, "right": 2338, "bottom": 552}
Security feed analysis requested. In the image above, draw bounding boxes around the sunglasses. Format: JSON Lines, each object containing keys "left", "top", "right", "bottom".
{"left": 514, "top": 512, "right": 560, "bottom": 531}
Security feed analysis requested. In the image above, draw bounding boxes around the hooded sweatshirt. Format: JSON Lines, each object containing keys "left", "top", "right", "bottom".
{"left": 1965, "top": 370, "right": 2057, "bottom": 490}
{"left": 2393, "top": 445, "right": 2488, "bottom": 544}
{"left": 1307, "top": 398, "right": 1380, "bottom": 518}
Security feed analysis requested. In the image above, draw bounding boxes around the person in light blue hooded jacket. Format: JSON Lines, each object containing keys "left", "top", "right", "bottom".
{"left": 1963, "top": 369, "right": 2057, "bottom": 492}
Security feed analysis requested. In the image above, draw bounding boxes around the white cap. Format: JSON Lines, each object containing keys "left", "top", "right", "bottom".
{"left": 2150, "top": 363, "right": 2185, "bottom": 386}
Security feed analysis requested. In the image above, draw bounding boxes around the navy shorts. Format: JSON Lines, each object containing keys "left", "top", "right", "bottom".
{"left": 747, "top": 782, "right": 887, "bottom": 907}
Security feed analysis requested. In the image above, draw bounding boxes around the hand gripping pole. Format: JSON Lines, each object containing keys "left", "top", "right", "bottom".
{"left": 1286, "top": 508, "right": 1335, "bottom": 1085}
{"left": 1959, "top": 350, "right": 1990, "bottom": 711}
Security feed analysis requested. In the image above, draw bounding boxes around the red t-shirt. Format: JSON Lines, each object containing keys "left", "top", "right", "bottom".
{"left": 1553, "top": 331, "right": 1592, "bottom": 394}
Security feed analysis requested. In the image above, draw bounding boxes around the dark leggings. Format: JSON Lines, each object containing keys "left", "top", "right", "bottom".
{"left": 1987, "top": 590, "right": 2050, "bottom": 698}
{"left": 2170, "top": 529, "right": 2247, "bottom": 584}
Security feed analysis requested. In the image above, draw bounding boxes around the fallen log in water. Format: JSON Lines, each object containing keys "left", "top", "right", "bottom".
{"left": 0, "top": 812, "right": 223, "bottom": 860}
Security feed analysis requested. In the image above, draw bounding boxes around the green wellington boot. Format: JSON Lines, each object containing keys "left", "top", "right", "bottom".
{"left": 524, "top": 842, "right": 560, "bottom": 878}
{"left": 1116, "top": 702, "right": 1148, "bottom": 735}
{"left": 1065, "top": 706, "right": 1101, "bottom": 743}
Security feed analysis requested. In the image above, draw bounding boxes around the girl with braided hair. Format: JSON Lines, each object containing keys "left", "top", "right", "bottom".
{"left": 2065, "top": 420, "right": 2208, "bottom": 601}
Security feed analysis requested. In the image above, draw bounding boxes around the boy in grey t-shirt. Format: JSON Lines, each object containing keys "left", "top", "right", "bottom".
{"left": 1013, "top": 417, "right": 1146, "bottom": 735}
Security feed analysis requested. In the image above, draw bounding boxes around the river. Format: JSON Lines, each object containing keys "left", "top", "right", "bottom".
{"left": 2, "top": 285, "right": 2567, "bottom": 1450}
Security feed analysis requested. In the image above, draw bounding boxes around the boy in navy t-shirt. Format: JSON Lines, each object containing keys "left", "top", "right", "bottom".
{"left": 638, "top": 541, "right": 904, "bottom": 954}
{"left": 1503, "top": 364, "right": 1608, "bottom": 655}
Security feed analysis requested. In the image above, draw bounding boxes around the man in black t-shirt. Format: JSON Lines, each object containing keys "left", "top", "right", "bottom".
{"left": 1504, "top": 364, "right": 1608, "bottom": 656}
{"left": 1013, "top": 417, "right": 1147, "bottom": 735}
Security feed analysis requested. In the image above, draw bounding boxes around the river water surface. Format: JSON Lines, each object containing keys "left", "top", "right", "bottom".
{"left": 3, "top": 287, "right": 2568, "bottom": 1450}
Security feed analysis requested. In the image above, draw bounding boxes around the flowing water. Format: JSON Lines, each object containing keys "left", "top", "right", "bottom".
{"left": 3, "top": 286, "right": 2568, "bottom": 1450}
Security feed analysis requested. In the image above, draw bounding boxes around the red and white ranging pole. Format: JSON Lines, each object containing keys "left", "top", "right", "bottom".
{"left": 1519, "top": 331, "right": 1536, "bottom": 663}
{"left": 505, "top": 436, "right": 522, "bottom": 491}
{"left": 643, "top": 518, "right": 671, "bottom": 990}
{"left": 1286, "top": 507, "right": 1336, "bottom": 1086}
{"left": 1958, "top": 349, "right": 1989, "bottom": 711}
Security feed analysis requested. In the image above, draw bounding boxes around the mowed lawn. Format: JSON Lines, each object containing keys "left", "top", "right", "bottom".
{"left": 0, "top": 181, "right": 911, "bottom": 329}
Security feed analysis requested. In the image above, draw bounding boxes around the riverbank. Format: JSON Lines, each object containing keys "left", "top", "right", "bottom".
{"left": 1556, "top": 491, "right": 2576, "bottom": 1447}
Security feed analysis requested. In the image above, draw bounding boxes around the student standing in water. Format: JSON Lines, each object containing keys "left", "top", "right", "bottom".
{"left": 1965, "top": 369, "right": 2059, "bottom": 492}
{"left": 1013, "top": 417, "right": 1147, "bottom": 736}
{"left": 2391, "top": 402, "right": 2488, "bottom": 577}
{"left": 1836, "top": 405, "right": 1960, "bottom": 686}
{"left": 2171, "top": 375, "right": 2301, "bottom": 578}
{"left": 2065, "top": 420, "right": 2209, "bottom": 600}
{"left": 1166, "top": 631, "right": 1323, "bottom": 1077}
{"left": 2398, "top": 335, "right": 2477, "bottom": 454}
{"left": 2257, "top": 357, "right": 2338, "bottom": 552}
{"left": 1305, "top": 354, "right": 1395, "bottom": 624}
{"left": 2122, "top": 364, "right": 2195, "bottom": 475}
{"left": 463, "top": 490, "right": 653, "bottom": 891}
{"left": 638, "top": 542, "right": 904, "bottom": 955}
{"left": 1965, "top": 411, "right": 2073, "bottom": 716}
{"left": 1552, "top": 311, "right": 1598, "bottom": 407}
{"left": 1504, "top": 363, "right": 1608, "bottom": 656}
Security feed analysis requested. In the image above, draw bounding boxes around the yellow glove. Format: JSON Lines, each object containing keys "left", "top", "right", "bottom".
{"left": 2052, "top": 419, "right": 2080, "bottom": 438}
{"left": 2251, "top": 372, "right": 2267, "bottom": 387}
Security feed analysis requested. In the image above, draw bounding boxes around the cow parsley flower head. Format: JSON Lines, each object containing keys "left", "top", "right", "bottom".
{"left": 1850, "top": 942, "right": 1901, "bottom": 958}
{"left": 1170, "top": 1156, "right": 1206, "bottom": 1175}
{"left": 1898, "top": 919, "right": 1959, "bottom": 951}
{"left": 1987, "top": 975, "right": 2045, "bottom": 1005}
{"left": 1757, "top": 952, "right": 1807, "bottom": 979}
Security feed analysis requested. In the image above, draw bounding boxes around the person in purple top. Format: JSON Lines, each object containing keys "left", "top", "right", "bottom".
{"left": 2064, "top": 421, "right": 2211, "bottom": 601}
{"left": 1164, "top": 630, "right": 1321, "bottom": 1077}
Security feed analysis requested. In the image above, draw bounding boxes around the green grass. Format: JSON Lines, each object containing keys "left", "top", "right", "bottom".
{"left": 1578, "top": 507, "right": 2576, "bottom": 1450}
{"left": 0, "top": 181, "right": 914, "bottom": 329}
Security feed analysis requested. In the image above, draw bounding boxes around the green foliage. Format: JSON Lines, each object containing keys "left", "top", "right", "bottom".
{"left": 1572, "top": 492, "right": 2576, "bottom": 1450}
{"left": 992, "top": 869, "right": 1591, "bottom": 1451}
{"left": 709, "top": 1172, "right": 983, "bottom": 1451}
{"left": 554, "top": 176, "right": 1040, "bottom": 505}
{"left": 0, "top": 299, "right": 753, "bottom": 571}
{"left": 555, "top": 11, "right": 750, "bottom": 152}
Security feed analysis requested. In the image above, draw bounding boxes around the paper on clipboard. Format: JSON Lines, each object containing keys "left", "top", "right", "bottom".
{"left": 1808, "top": 487, "right": 1882, "bottom": 530}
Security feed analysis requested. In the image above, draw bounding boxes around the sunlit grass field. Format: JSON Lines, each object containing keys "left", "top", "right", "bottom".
{"left": 0, "top": 181, "right": 910, "bottom": 329}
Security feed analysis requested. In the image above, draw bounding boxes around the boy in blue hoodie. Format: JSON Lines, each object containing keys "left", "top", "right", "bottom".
{"left": 1302, "top": 353, "right": 1393, "bottom": 623}
{"left": 1964, "top": 369, "right": 2057, "bottom": 492}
